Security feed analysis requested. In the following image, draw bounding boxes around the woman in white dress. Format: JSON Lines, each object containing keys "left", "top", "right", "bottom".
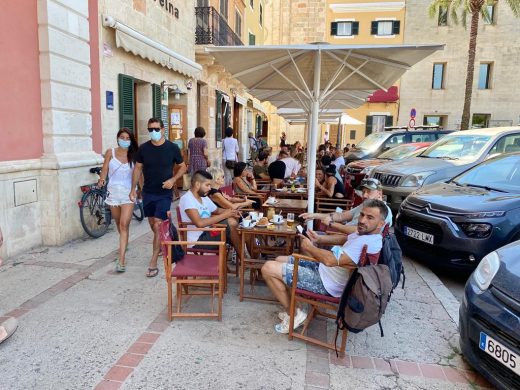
{"left": 98, "top": 128, "right": 138, "bottom": 272}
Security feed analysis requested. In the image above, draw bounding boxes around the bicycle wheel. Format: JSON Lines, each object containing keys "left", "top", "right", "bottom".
{"left": 133, "top": 201, "right": 144, "bottom": 221}
{"left": 79, "top": 190, "right": 110, "bottom": 238}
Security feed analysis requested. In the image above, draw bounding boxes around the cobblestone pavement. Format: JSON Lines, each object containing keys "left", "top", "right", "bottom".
{"left": 0, "top": 205, "right": 492, "bottom": 390}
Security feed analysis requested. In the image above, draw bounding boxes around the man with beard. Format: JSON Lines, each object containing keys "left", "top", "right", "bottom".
{"left": 179, "top": 170, "right": 242, "bottom": 251}
{"left": 261, "top": 199, "right": 386, "bottom": 334}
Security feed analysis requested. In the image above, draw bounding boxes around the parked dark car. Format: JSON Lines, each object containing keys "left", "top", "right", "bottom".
{"left": 395, "top": 153, "right": 520, "bottom": 269}
{"left": 459, "top": 240, "right": 520, "bottom": 389}
{"left": 344, "top": 127, "right": 452, "bottom": 164}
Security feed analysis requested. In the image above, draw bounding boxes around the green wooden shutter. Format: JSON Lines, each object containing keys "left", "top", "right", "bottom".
{"left": 118, "top": 74, "right": 135, "bottom": 132}
{"left": 352, "top": 21, "right": 359, "bottom": 35}
{"left": 216, "top": 91, "right": 222, "bottom": 143}
{"left": 385, "top": 115, "right": 394, "bottom": 127}
{"left": 249, "top": 33, "right": 256, "bottom": 45}
{"left": 365, "top": 116, "right": 373, "bottom": 136}
{"left": 393, "top": 21, "right": 401, "bottom": 34}
{"left": 330, "top": 22, "right": 338, "bottom": 36}
{"left": 152, "top": 84, "right": 161, "bottom": 119}
{"left": 371, "top": 21, "right": 378, "bottom": 35}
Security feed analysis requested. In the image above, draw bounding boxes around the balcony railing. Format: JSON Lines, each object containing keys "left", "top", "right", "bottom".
{"left": 195, "top": 6, "right": 243, "bottom": 46}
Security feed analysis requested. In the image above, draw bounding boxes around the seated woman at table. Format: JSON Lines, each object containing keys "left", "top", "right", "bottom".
{"left": 316, "top": 165, "right": 344, "bottom": 198}
{"left": 268, "top": 160, "right": 286, "bottom": 188}
{"left": 206, "top": 166, "right": 255, "bottom": 210}
{"left": 233, "top": 162, "right": 262, "bottom": 209}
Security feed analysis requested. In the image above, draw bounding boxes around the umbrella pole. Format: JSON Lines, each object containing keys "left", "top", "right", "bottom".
{"left": 306, "top": 50, "right": 321, "bottom": 228}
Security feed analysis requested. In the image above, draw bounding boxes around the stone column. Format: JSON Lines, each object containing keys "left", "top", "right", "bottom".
{"left": 37, "top": 0, "right": 102, "bottom": 245}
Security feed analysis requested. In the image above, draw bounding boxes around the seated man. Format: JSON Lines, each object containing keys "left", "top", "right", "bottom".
{"left": 261, "top": 199, "right": 387, "bottom": 334}
{"left": 179, "top": 170, "right": 242, "bottom": 251}
{"left": 253, "top": 151, "right": 270, "bottom": 180}
{"left": 301, "top": 178, "right": 392, "bottom": 235}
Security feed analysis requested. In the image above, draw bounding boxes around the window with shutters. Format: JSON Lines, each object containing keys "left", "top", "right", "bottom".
{"left": 350, "top": 130, "right": 356, "bottom": 140}
{"left": 371, "top": 20, "right": 400, "bottom": 36}
{"left": 365, "top": 115, "right": 392, "bottom": 135}
{"left": 220, "top": 0, "right": 228, "bottom": 20}
{"left": 118, "top": 74, "right": 135, "bottom": 133}
{"left": 330, "top": 21, "right": 359, "bottom": 36}
{"left": 235, "top": 10, "right": 242, "bottom": 36}
{"left": 249, "top": 32, "right": 256, "bottom": 45}
{"left": 152, "top": 84, "right": 161, "bottom": 120}
{"left": 259, "top": 4, "right": 263, "bottom": 26}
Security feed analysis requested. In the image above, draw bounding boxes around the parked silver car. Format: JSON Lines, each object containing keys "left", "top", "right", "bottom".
{"left": 369, "top": 127, "right": 520, "bottom": 212}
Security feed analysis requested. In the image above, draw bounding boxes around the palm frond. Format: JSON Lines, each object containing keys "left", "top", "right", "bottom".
{"left": 504, "top": 0, "right": 520, "bottom": 17}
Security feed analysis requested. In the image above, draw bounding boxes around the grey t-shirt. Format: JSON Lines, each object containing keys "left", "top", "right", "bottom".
{"left": 347, "top": 203, "right": 393, "bottom": 227}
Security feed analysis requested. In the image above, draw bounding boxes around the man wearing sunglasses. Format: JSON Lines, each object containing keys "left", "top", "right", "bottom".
{"left": 130, "top": 118, "right": 187, "bottom": 277}
{"left": 301, "top": 178, "right": 392, "bottom": 236}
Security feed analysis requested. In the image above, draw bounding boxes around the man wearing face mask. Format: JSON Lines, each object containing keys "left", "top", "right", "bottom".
{"left": 130, "top": 118, "right": 187, "bottom": 278}
{"left": 179, "top": 170, "right": 242, "bottom": 252}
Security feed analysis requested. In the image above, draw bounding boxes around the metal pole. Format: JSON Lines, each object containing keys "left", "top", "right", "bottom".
{"left": 306, "top": 49, "right": 321, "bottom": 226}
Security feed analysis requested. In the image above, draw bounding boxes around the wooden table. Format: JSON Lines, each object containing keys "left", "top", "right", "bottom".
{"left": 271, "top": 189, "right": 308, "bottom": 200}
{"left": 238, "top": 222, "right": 298, "bottom": 302}
{"left": 262, "top": 199, "right": 308, "bottom": 216}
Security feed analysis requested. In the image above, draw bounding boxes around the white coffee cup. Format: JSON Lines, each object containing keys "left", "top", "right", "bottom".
{"left": 268, "top": 197, "right": 276, "bottom": 203}
{"left": 249, "top": 211, "right": 258, "bottom": 220}
{"left": 273, "top": 214, "right": 283, "bottom": 223}
{"left": 242, "top": 219, "right": 251, "bottom": 228}
{"left": 258, "top": 212, "right": 264, "bottom": 219}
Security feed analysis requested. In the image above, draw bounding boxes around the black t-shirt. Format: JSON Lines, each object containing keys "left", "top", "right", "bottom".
{"left": 136, "top": 140, "right": 183, "bottom": 195}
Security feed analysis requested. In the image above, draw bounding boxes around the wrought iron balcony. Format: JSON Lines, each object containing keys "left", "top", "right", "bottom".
{"left": 195, "top": 6, "right": 243, "bottom": 46}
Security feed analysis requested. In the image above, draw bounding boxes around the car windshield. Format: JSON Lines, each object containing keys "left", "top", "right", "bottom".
{"left": 377, "top": 144, "right": 420, "bottom": 160}
{"left": 420, "top": 135, "right": 491, "bottom": 160}
{"left": 355, "top": 132, "right": 390, "bottom": 150}
{"left": 452, "top": 154, "right": 520, "bottom": 193}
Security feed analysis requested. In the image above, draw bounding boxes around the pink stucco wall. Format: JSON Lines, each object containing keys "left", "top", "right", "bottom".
{"left": 0, "top": 0, "right": 43, "bottom": 161}
{"left": 89, "top": 0, "right": 102, "bottom": 154}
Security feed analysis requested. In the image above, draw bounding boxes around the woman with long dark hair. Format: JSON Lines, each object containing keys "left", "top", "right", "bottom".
{"left": 98, "top": 128, "right": 138, "bottom": 272}
{"left": 188, "top": 126, "right": 209, "bottom": 175}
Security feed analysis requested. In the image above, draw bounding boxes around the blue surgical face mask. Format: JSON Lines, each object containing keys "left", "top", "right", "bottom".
{"left": 150, "top": 130, "right": 162, "bottom": 142}
{"left": 118, "top": 139, "right": 131, "bottom": 149}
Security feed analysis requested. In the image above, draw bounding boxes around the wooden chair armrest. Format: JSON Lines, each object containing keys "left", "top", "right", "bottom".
{"left": 163, "top": 240, "right": 226, "bottom": 246}
{"left": 291, "top": 253, "right": 319, "bottom": 263}
{"left": 175, "top": 227, "right": 226, "bottom": 232}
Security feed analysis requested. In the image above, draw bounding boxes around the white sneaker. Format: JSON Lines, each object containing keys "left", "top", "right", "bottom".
{"left": 274, "top": 308, "right": 307, "bottom": 334}
{"left": 278, "top": 311, "right": 289, "bottom": 321}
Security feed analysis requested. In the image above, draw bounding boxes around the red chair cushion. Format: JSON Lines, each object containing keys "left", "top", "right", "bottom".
{"left": 296, "top": 288, "right": 340, "bottom": 304}
{"left": 172, "top": 254, "right": 219, "bottom": 278}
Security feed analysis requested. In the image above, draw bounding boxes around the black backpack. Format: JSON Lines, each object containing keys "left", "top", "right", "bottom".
{"left": 168, "top": 217, "right": 185, "bottom": 263}
{"left": 378, "top": 225, "right": 405, "bottom": 292}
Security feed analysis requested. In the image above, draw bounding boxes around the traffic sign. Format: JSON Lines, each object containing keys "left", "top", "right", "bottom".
{"left": 409, "top": 118, "right": 416, "bottom": 128}
{"left": 410, "top": 108, "right": 416, "bottom": 119}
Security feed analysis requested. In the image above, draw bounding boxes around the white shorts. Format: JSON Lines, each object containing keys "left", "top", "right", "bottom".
{"left": 105, "top": 185, "right": 133, "bottom": 206}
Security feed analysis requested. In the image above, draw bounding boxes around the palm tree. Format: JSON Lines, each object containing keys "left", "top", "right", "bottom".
{"left": 428, "top": 0, "right": 520, "bottom": 130}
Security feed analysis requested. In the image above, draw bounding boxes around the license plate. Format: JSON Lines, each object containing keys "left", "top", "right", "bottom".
{"left": 404, "top": 226, "right": 434, "bottom": 244}
{"left": 479, "top": 332, "right": 520, "bottom": 376}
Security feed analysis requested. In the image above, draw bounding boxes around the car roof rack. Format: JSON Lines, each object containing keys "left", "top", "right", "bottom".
{"left": 384, "top": 125, "right": 441, "bottom": 131}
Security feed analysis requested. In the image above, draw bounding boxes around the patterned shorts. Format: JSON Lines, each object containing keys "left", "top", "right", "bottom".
{"left": 282, "top": 256, "right": 330, "bottom": 296}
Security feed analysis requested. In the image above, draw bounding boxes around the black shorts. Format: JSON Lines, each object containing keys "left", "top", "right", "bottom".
{"left": 142, "top": 192, "right": 172, "bottom": 220}
{"left": 193, "top": 220, "right": 232, "bottom": 250}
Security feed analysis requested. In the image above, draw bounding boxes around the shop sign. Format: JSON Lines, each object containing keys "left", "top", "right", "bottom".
{"left": 153, "top": 0, "right": 179, "bottom": 18}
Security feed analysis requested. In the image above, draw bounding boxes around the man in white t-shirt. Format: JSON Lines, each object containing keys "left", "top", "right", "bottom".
{"left": 280, "top": 156, "right": 301, "bottom": 179}
{"left": 301, "top": 178, "right": 392, "bottom": 235}
{"left": 179, "top": 170, "right": 242, "bottom": 250}
{"left": 222, "top": 127, "right": 239, "bottom": 185}
{"left": 261, "top": 199, "right": 386, "bottom": 334}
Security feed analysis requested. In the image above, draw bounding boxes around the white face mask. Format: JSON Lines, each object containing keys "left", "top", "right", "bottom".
{"left": 150, "top": 130, "right": 162, "bottom": 141}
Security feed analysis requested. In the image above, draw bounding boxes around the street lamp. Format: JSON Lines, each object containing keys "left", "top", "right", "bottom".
{"left": 161, "top": 81, "right": 184, "bottom": 100}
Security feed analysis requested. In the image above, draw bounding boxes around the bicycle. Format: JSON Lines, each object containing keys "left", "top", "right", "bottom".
{"left": 78, "top": 167, "right": 144, "bottom": 238}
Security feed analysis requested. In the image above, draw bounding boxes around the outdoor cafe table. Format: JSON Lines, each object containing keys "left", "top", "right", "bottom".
{"left": 237, "top": 222, "right": 298, "bottom": 302}
{"left": 262, "top": 199, "right": 308, "bottom": 216}
{"left": 271, "top": 189, "right": 308, "bottom": 200}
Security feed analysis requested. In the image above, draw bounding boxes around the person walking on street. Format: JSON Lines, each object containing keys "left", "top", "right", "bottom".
{"left": 188, "top": 127, "right": 209, "bottom": 176}
{"left": 130, "top": 118, "right": 187, "bottom": 277}
{"left": 222, "top": 127, "right": 239, "bottom": 185}
{"left": 98, "top": 128, "right": 138, "bottom": 272}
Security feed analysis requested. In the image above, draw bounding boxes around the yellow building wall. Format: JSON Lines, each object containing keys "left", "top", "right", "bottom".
{"left": 209, "top": 0, "right": 246, "bottom": 42}
{"left": 244, "top": 0, "right": 266, "bottom": 45}
{"left": 320, "top": 0, "right": 404, "bottom": 146}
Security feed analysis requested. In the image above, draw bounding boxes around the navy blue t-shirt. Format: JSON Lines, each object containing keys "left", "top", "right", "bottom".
{"left": 136, "top": 140, "right": 183, "bottom": 195}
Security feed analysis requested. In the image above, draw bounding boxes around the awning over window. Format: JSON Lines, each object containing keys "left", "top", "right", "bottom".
{"left": 252, "top": 100, "right": 265, "bottom": 112}
{"left": 235, "top": 95, "right": 248, "bottom": 105}
{"left": 367, "top": 86, "right": 399, "bottom": 103}
{"left": 103, "top": 15, "right": 202, "bottom": 79}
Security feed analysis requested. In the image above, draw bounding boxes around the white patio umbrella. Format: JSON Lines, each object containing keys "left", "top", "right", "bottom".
{"left": 206, "top": 43, "right": 443, "bottom": 216}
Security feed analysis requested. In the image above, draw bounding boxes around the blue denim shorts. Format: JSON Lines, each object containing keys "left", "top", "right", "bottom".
{"left": 282, "top": 256, "right": 330, "bottom": 296}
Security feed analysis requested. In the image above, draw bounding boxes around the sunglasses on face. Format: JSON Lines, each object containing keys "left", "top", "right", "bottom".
{"left": 361, "top": 178, "right": 381, "bottom": 186}
{"left": 147, "top": 127, "right": 161, "bottom": 132}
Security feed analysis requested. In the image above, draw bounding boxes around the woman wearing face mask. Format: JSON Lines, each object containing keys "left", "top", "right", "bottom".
{"left": 98, "top": 128, "right": 138, "bottom": 273}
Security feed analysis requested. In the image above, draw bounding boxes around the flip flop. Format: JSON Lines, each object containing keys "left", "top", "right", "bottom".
{"left": 116, "top": 261, "right": 126, "bottom": 273}
{"left": 146, "top": 267, "right": 159, "bottom": 278}
{"left": 0, "top": 317, "right": 18, "bottom": 344}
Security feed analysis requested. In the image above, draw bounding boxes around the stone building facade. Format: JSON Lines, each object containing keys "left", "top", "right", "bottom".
{"left": 398, "top": 0, "right": 520, "bottom": 129}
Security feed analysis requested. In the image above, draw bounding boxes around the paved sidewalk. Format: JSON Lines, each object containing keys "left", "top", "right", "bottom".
{"left": 0, "top": 212, "right": 492, "bottom": 389}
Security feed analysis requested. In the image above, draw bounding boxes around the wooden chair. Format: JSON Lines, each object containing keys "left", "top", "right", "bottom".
{"left": 315, "top": 196, "right": 353, "bottom": 214}
{"left": 160, "top": 219, "right": 227, "bottom": 321}
{"left": 287, "top": 247, "right": 379, "bottom": 353}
